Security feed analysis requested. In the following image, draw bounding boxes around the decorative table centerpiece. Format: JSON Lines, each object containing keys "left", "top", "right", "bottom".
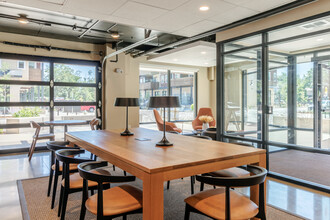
{"left": 198, "top": 115, "right": 214, "bottom": 130}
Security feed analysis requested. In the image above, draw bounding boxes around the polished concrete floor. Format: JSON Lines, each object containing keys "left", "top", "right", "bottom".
{"left": 0, "top": 152, "right": 329, "bottom": 220}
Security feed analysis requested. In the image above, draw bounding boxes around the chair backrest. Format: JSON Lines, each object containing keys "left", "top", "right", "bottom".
{"left": 192, "top": 135, "right": 212, "bottom": 140}
{"left": 46, "top": 141, "right": 74, "bottom": 151}
{"left": 153, "top": 109, "right": 164, "bottom": 131}
{"left": 55, "top": 149, "right": 92, "bottom": 165}
{"left": 196, "top": 165, "right": 267, "bottom": 188}
{"left": 192, "top": 108, "right": 216, "bottom": 129}
{"left": 30, "top": 121, "right": 41, "bottom": 138}
{"left": 78, "top": 161, "right": 136, "bottom": 184}
{"left": 89, "top": 118, "right": 100, "bottom": 130}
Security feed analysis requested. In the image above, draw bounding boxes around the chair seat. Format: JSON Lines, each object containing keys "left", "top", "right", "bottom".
{"left": 208, "top": 167, "right": 250, "bottom": 178}
{"left": 185, "top": 188, "right": 258, "bottom": 220}
{"left": 51, "top": 163, "right": 78, "bottom": 172}
{"left": 85, "top": 184, "right": 143, "bottom": 216}
{"left": 34, "top": 133, "right": 55, "bottom": 140}
{"left": 61, "top": 172, "right": 98, "bottom": 189}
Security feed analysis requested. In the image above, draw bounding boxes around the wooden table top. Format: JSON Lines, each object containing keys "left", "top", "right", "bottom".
{"left": 44, "top": 120, "right": 87, "bottom": 125}
{"left": 66, "top": 128, "right": 265, "bottom": 174}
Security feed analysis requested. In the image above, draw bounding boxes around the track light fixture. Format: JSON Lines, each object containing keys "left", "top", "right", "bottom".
{"left": 110, "top": 32, "right": 120, "bottom": 39}
{"left": 18, "top": 14, "right": 29, "bottom": 24}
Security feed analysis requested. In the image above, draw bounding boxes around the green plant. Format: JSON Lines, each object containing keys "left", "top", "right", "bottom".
{"left": 13, "top": 107, "right": 41, "bottom": 117}
{"left": 190, "top": 103, "right": 194, "bottom": 111}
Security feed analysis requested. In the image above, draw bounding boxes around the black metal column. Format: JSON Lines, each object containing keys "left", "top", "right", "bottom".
{"left": 262, "top": 33, "right": 269, "bottom": 170}
{"left": 242, "top": 70, "right": 247, "bottom": 131}
{"left": 50, "top": 61, "right": 54, "bottom": 134}
{"left": 216, "top": 43, "right": 225, "bottom": 142}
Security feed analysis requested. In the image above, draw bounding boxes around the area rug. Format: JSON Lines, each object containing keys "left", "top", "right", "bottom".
{"left": 17, "top": 168, "right": 306, "bottom": 220}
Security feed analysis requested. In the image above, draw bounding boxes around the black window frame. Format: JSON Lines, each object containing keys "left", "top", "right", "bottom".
{"left": 217, "top": 11, "right": 330, "bottom": 193}
{"left": 0, "top": 53, "right": 102, "bottom": 153}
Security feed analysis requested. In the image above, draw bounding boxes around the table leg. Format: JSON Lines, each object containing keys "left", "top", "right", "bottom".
{"left": 64, "top": 125, "right": 68, "bottom": 141}
{"left": 251, "top": 153, "right": 267, "bottom": 217}
{"left": 143, "top": 173, "right": 164, "bottom": 220}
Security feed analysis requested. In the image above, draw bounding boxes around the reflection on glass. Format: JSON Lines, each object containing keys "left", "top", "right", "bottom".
{"left": 268, "top": 54, "right": 288, "bottom": 144}
{"left": 224, "top": 48, "right": 262, "bottom": 139}
{"left": 139, "top": 68, "right": 168, "bottom": 123}
{"left": 269, "top": 15, "right": 330, "bottom": 42}
{"left": 0, "top": 85, "right": 49, "bottom": 102}
{"left": 0, "top": 59, "right": 49, "bottom": 81}
{"left": 54, "top": 86, "right": 96, "bottom": 102}
{"left": 54, "top": 105, "right": 96, "bottom": 116}
{"left": 54, "top": 63, "right": 96, "bottom": 83}
{"left": 170, "top": 71, "right": 194, "bottom": 121}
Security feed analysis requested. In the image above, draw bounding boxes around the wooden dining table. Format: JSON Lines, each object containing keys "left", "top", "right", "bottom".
{"left": 66, "top": 128, "right": 266, "bottom": 220}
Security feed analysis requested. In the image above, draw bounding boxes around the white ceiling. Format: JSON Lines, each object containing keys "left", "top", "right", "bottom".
{"left": 1, "top": 0, "right": 296, "bottom": 37}
{"left": 148, "top": 41, "right": 216, "bottom": 67}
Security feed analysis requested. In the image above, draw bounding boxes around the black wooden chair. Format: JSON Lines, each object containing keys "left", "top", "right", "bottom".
{"left": 184, "top": 165, "right": 267, "bottom": 220}
{"left": 200, "top": 142, "right": 254, "bottom": 191}
{"left": 55, "top": 149, "right": 110, "bottom": 220}
{"left": 78, "top": 161, "right": 143, "bottom": 220}
{"left": 46, "top": 141, "right": 79, "bottom": 209}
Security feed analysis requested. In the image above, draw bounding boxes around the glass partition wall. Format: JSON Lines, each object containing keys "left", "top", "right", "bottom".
{"left": 0, "top": 55, "right": 101, "bottom": 152}
{"left": 217, "top": 13, "right": 330, "bottom": 192}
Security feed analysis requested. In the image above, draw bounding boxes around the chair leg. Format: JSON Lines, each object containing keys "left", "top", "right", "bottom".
{"left": 60, "top": 187, "right": 69, "bottom": 220}
{"left": 184, "top": 204, "right": 190, "bottom": 220}
{"left": 112, "top": 165, "right": 115, "bottom": 171}
{"left": 51, "top": 167, "right": 59, "bottom": 209}
{"left": 123, "top": 171, "right": 127, "bottom": 176}
{"left": 190, "top": 176, "right": 194, "bottom": 194}
{"left": 58, "top": 186, "right": 64, "bottom": 217}
{"left": 47, "top": 168, "right": 53, "bottom": 197}
{"left": 123, "top": 215, "right": 127, "bottom": 220}
{"left": 28, "top": 139, "right": 36, "bottom": 157}
{"left": 167, "top": 181, "right": 170, "bottom": 190}
{"left": 28, "top": 139, "right": 37, "bottom": 161}
{"left": 200, "top": 182, "right": 204, "bottom": 192}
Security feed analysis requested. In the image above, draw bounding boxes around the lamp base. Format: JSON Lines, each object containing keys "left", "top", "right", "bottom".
{"left": 121, "top": 129, "right": 134, "bottom": 136}
{"left": 156, "top": 137, "right": 173, "bottom": 146}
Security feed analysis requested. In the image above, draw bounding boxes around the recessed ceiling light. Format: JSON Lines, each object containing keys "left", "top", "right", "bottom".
{"left": 204, "top": 62, "right": 209, "bottom": 65}
{"left": 316, "top": 38, "right": 324, "bottom": 41}
{"left": 173, "top": 59, "right": 178, "bottom": 61}
{"left": 199, "top": 6, "right": 209, "bottom": 11}
{"left": 18, "top": 14, "right": 29, "bottom": 24}
{"left": 201, "top": 51, "right": 206, "bottom": 55}
{"left": 110, "top": 32, "right": 120, "bottom": 39}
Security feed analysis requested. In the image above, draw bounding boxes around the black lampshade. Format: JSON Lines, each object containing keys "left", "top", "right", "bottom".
{"left": 148, "top": 96, "right": 181, "bottom": 108}
{"left": 114, "top": 98, "right": 139, "bottom": 107}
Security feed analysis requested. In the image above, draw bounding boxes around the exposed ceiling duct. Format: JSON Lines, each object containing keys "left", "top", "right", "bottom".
{"left": 133, "top": 0, "right": 317, "bottom": 58}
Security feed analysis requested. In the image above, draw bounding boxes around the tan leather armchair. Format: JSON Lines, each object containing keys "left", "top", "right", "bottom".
{"left": 153, "top": 109, "right": 182, "bottom": 133}
{"left": 192, "top": 108, "right": 215, "bottom": 130}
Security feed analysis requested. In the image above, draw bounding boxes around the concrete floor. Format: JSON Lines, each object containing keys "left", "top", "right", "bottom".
{"left": 0, "top": 152, "right": 329, "bottom": 220}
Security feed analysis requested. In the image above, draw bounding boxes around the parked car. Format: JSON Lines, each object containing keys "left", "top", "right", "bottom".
{"left": 81, "top": 105, "right": 95, "bottom": 112}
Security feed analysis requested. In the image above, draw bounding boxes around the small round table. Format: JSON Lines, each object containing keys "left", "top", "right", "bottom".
{"left": 44, "top": 120, "right": 88, "bottom": 139}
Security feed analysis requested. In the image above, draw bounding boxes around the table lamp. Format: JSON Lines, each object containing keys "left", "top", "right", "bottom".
{"left": 148, "top": 96, "right": 181, "bottom": 146}
{"left": 114, "top": 97, "right": 139, "bottom": 136}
